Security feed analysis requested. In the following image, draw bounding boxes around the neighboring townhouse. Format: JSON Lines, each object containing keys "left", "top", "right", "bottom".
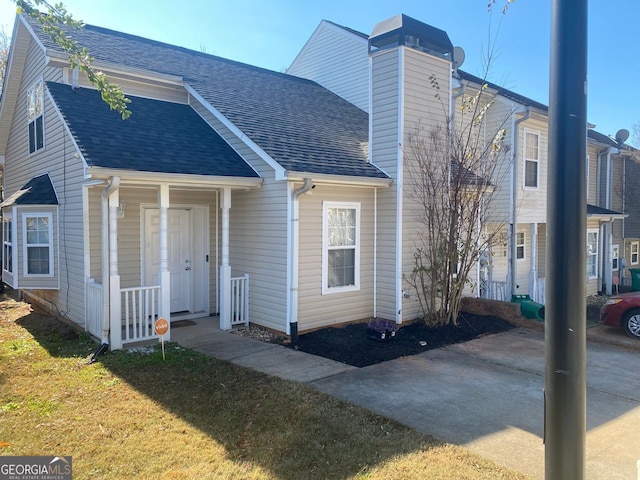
{"left": 288, "top": 15, "right": 631, "bottom": 304}
{"left": 0, "top": 12, "right": 634, "bottom": 352}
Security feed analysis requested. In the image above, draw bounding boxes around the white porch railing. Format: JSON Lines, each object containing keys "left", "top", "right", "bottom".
{"left": 230, "top": 274, "right": 249, "bottom": 327}
{"left": 533, "top": 277, "right": 546, "bottom": 305}
{"left": 86, "top": 279, "right": 103, "bottom": 339}
{"left": 481, "top": 280, "right": 508, "bottom": 301}
{"left": 121, "top": 285, "right": 161, "bottom": 344}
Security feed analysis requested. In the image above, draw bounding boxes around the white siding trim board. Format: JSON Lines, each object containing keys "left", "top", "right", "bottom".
{"left": 395, "top": 47, "right": 405, "bottom": 324}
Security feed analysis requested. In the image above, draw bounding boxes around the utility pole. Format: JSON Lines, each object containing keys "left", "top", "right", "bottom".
{"left": 545, "top": 0, "right": 588, "bottom": 478}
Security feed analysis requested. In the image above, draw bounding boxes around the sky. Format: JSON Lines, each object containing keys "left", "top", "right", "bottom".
{"left": 1, "top": 0, "right": 637, "bottom": 141}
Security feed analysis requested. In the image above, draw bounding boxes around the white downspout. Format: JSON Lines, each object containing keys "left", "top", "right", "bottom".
{"left": 100, "top": 176, "right": 120, "bottom": 346}
{"left": 290, "top": 178, "right": 314, "bottom": 341}
{"left": 510, "top": 108, "right": 531, "bottom": 297}
{"left": 373, "top": 187, "right": 378, "bottom": 318}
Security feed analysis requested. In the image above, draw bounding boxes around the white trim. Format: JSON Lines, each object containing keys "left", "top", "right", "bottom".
{"left": 184, "top": 83, "right": 287, "bottom": 180}
{"left": 586, "top": 228, "right": 599, "bottom": 279}
{"left": 286, "top": 183, "right": 294, "bottom": 334}
{"left": 87, "top": 166, "right": 263, "bottom": 189}
{"left": 286, "top": 171, "right": 391, "bottom": 188}
{"left": 522, "top": 128, "right": 541, "bottom": 189}
{"left": 516, "top": 231, "right": 526, "bottom": 261}
{"left": 22, "top": 212, "right": 54, "bottom": 277}
{"left": 27, "top": 78, "right": 45, "bottom": 155}
{"left": 2, "top": 212, "right": 14, "bottom": 284}
{"left": 322, "top": 201, "right": 361, "bottom": 295}
{"left": 630, "top": 241, "right": 639, "bottom": 265}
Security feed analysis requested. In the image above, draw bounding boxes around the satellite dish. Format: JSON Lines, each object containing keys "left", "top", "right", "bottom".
{"left": 453, "top": 46, "right": 465, "bottom": 70}
{"left": 615, "top": 129, "right": 629, "bottom": 145}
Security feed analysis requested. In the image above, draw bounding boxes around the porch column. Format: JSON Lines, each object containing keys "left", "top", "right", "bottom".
{"left": 219, "top": 187, "right": 232, "bottom": 330}
{"left": 159, "top": 184, "right": 171, "bottom": 341}
{"left": 108, "top": 189, "right": 122, "bottom": 350}
{"left": 530, "top": 223, "right": 538, "bottom": 302}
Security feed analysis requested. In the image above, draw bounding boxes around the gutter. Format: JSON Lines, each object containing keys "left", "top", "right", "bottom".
{"left": 510, "top": 108, "right": 531, "bottom": 296}
{"left": 289, "top": 178, "right": 314, "bottom": 342}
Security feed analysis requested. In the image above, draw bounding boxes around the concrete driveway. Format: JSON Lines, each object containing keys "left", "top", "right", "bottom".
{"left": 311, "top": 329, "right": 640, "bottom": 479}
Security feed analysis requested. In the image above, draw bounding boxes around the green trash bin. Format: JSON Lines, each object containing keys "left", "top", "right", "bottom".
{"left": 511, "top": 294, "right": 545, "bottom": 321}
{"left": 629, "top": 268, "right": 640, "bottom": 291}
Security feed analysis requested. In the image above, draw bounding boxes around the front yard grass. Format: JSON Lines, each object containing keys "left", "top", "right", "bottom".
{"left": 0, "top": 292, "right": 531, "bottom": 479}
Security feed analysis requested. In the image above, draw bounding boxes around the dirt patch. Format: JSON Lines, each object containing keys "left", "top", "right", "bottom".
{"left": 280, "top": 313, "right": 514, "bottom": 367}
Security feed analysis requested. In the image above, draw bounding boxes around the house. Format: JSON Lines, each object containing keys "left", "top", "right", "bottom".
{"left": 0, "top": 12, "right": 632, "bottom": 351}
{"left": 287, "top": 16, "right": 633, "bottom": 303}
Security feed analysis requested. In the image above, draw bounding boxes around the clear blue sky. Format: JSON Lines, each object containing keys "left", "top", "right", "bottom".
{"left": 1, "top": 0, "right": 637, "bottom": 140}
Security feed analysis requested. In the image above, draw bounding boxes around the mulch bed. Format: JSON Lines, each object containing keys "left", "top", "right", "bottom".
{"left": 283, "top": 313, "right": 515, "bottom": 367}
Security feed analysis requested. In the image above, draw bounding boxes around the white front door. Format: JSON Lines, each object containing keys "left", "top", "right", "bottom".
{"left": 145, "top": 208, "right": 192, "bottom": 313}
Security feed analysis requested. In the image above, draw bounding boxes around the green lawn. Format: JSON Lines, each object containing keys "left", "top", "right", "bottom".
{"left": 0, "top": 293, "right": 531, "bottom": 479}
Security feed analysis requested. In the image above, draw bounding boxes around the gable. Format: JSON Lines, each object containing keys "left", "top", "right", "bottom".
{"left": 46, "top": 82, "right": 259, "bottom": 178}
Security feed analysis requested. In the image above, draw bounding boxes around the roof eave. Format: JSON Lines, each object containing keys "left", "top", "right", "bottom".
{"left": 86, "top": 167, "right": 263, "bottom": 189}
{"left": 286, "top": 171, "right": 392, "bottom": 187}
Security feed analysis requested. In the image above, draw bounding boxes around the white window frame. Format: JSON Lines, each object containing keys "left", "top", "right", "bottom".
{"left": 523, "top": 128, "right": 540, "bottom": 189}
{"left": 27, "top": 80, "right": 45, "bottom": 154}
{"left": 631, "top": 241, "right": 639, "bottom": 265}
{"left": 22, "top": 212, "right": 54, "bottom": 277}
{"left": 586, "top": 229, "right": 598, "bottom": 279}
{"left": 2, "top": 214, "right": 13, "bottom": 274}
{"left": 516, "top": 231, "right": 525, "bottom": 261}
{"left": 585, "top": 154, "right": 590, "bottom": 200}
{"left": 322, "top": 201, "right": 360, "bottom": 295}
{"left": 612, "top": 244, "right": 619, "bottom": 271}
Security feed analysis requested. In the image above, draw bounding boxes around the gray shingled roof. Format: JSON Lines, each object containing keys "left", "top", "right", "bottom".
{"left": 27, "top": 18, "right": 387, "bottom": 180}
{"left": 1, "top": 173, "right": 58, "bottom": 207}
{"left": 587, "top": 204, "right": 625, "bottom": 217}
{"left": 46, "top": 82, "right": 259, "bottom": 177}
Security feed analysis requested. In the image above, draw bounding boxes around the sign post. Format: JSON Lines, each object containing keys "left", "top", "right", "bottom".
{"left": 154, "top": 318, "right": 169, "bottom": 360}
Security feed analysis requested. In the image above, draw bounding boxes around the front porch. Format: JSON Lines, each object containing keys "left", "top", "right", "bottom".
{"left": 84, "top": 179, "right": 258, "bottom": 349}
{"left": 85, "top": 274, "right": 249, "bottom": 347}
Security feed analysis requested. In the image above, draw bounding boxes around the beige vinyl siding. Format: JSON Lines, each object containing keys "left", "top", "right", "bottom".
{"left": 228, "top": 183, "right": 288, "bottom": 332}
{"left": 190, "top": 99, "right": 289, "bottom": 332}
{"left": 516, "top": 117, "right": 548, "bottom": 224}
{"left": 401, "top": 48, "right": 451, "bottom": 320}
{"left": 297, "top": 185, "right": 375, "bottom": 331}
{"left": 490, "top": 224, "right": 510, "bottom": 285}
{"left": 370, "top": 48, "right": 399, "bottom": 321}
{"left": 537, "top": 223, "right": 547, "bottom": 278}
{"left": 287, "top": 21, "right": 369, "bottom": 112}
{"left": 3, "top": 39, "right": 87, "bottom": 325}
{"left": 483, "top": 98, "right": 516, "bottom": 225}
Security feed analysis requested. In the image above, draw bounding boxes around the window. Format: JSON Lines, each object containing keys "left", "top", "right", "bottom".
{"left": 2, "top": 215, "right": 12, "bottom": 273}
{"left": 523, "top": 130, "right": 539, "bottom": 188}
{"left": 612, "top": 244, "right": 619, "bottom": 271}
{"left": 516, "top": 232, "right": 525, "bottom": 260}
{"left": 23, "top": 213, "right": 53, "bottom": 276}
{"left": 631, "top": 241, "right": 639, "bottom": 265}
{"left": 27, "top": 81, "right": 44, "bottom": 154}
{"left": 322, "top": 202, "right": 360, "bottom": 294}
{"left": 585, "top": 155, "right": 590, "bottom": 200}
{"left": 586, "top": 230, "right": 598, "bottom": 279}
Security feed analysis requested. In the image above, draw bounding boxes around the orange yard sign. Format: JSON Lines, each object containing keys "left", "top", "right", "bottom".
{"left": 154, "top": 318, "right": 169, "bottom": 336}
{"left": 155, "top": 318, "right": 169, "bottom": 360}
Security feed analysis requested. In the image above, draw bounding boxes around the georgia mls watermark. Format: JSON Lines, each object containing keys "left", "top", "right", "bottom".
{"left": 0, "top": 456, "right": 72, "bottom": 480}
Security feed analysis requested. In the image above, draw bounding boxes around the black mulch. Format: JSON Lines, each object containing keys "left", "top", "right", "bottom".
{"left": 281, "top": 313, "right": 515, "bottom": 368}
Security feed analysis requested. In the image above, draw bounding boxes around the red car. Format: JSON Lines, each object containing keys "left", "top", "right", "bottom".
{"left": 600, "top": 292, "right": 640, "bottom": 339}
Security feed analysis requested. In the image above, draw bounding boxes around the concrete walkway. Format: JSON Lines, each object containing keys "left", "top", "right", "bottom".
{"left": 172, "top": 319, "right": 640, "bottom": 479}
